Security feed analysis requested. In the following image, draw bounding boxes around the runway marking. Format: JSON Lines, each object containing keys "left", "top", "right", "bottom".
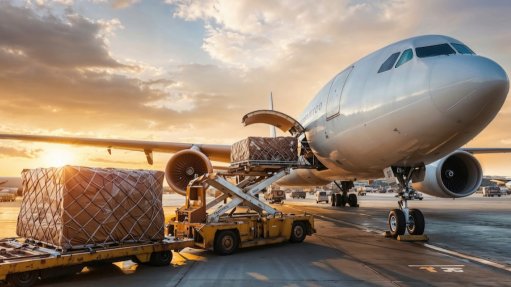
{"left": 285, "top": 204, "right": 511, "bottom": 273}
{"left": 408, "top": 265, "right": 465, "bottom": 273}
{"left": 423, "top": 244, "right": 511, "bottom": 272}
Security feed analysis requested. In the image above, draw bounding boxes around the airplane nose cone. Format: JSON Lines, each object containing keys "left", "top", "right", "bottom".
{"left": 430, "top": 56, "right": 509, "bottom": 123}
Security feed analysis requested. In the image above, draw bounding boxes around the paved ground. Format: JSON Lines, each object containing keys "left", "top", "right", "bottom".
{"left": 0, "top": 193, "right": 510, "bottom": 286}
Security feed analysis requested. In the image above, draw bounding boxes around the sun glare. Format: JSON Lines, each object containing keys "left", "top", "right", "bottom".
{"left": 41, "top": 148, "right": 76, "bottom": 167}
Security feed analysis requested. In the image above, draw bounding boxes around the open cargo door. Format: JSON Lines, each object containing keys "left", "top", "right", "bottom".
{"left": 242, "top": 110, "right": 305, "bottom": 137}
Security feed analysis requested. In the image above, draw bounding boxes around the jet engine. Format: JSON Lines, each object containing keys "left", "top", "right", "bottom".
{"left": 412, "top": 151, "right": 482, "bottom": 198}
{"left": 165, "top": 149, "right": 213, "bottom": 195}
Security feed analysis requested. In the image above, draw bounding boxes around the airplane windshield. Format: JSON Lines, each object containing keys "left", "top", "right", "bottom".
{"left": 451, "top": 43, "right": 475, "bottom": 55}
{"left": 415, "top": 43, "right": 455, "bottom": 58}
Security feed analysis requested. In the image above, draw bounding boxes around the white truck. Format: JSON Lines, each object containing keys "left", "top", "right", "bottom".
{"left": 315, "top": 190, "right": 329, "bottom": 204}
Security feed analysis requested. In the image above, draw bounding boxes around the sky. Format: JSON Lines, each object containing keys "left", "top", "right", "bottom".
{"left": 0, "top": 0, "right": 511, "bottom": 177}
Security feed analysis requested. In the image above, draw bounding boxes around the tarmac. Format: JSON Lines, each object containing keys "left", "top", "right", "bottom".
{"left": 0, "top": 193, "right": 510, "bottom": 286}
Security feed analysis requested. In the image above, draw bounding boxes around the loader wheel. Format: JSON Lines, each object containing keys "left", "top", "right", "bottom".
{"left": 148, "top": 251, "right": 173, "bottom": 266}
{"left": 7, "top": 270, "right": 39, "bottom": 287}
{"left": 215, "top": 230, "right": 239, "bottom": 255}
{"left": 290, "top": 222, "right": 306, "bottom": 243}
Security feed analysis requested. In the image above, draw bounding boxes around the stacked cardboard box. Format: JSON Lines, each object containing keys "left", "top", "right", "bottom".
{"left": 17, "top": 166, "right": 165, "bottom": 250}
{"left": 231, "top": 137, "right": 298, "bottom": 163}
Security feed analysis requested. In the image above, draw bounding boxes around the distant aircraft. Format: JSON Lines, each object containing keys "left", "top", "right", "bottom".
{"left": 0, "top": 177, "right": 22, "bottom": 196}
{"left": 489, "top": 178, "right": 511, "bottom": 189}
{"left": 0, "top": 35, "right": 509, "bottom": 236}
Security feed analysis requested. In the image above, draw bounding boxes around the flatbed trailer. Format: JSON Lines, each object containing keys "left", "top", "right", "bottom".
{"left": 0, "top": 237, "right": 194, "bottom": 287}
{"left": 168, "top": 160, "right": 315, "bottom": 255}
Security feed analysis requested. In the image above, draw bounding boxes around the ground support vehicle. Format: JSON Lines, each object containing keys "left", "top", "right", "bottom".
{"left": 290, "top": 190, "right": 306, "bottom": 199}
{"left": 0, "top": 237, "right": 194, "bottom": 287}
{"left": 264, "top": 188, "right": 286, "bottom": 204}
{"left": 315, "top": 190, "right": 329, "bottom": 203}
{"left": 0, "top": 191, "right": 15, "bottom": 202}
{"left": 482, "top": 186, "right": 502, "bottom": 197}
{"left": 168, "top": 161, "right": 316, "bottom": 255}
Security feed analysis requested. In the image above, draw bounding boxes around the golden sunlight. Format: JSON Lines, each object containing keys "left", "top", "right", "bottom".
{"left": 40, "top": 147, "right": 76, "bottom": 167}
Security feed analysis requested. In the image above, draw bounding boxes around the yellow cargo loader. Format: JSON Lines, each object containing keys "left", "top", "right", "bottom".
{"left": 168, "top": 162, "right": 315, "bottom": 255}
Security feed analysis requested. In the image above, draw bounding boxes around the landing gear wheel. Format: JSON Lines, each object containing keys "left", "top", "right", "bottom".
{"left": 290, "top": 222, "right": 306, "bottom": 243}
{"left": 215, "top": 230, "right": 239, "bottom": 255}
{"left": 407, "top": 209, "right": 425, "bottom": 235}
{"left": 148, "top": 250, "right": 173, "bottom": 266}
{"left": 335, "top": 194, "right": 346, "bottom": 207}
{"left": 331, "top": 194, "right": 336, "bottom": 206}
{"left": 6, "top": 270, "right": 39, "bottom": 287}
{"left": 347, "top": 194, "right": 358, "bottom": 207}
{"left": 388, "top": 209, "right": 406, "bottom": 237}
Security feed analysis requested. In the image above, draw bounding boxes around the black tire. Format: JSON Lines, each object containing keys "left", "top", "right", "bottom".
{"left": 388, "top": 209, "right": 406, "bottom": 237}
{"left": 131, "top": 255, "right": 142, "bottom": 264}
{"left": 407, "top": 209, "right": 425, "bottom": 235}
{"left": 148, "top": 251, "right": 173, "bottom": 266}
{"left": 331, "top": 194, "right": 336, "bottom": 206}
{"left": 7, "top": 271, "right": 39, "bottom": 287}
{"left": 214, "top": 230, "right": 239, "bottom": 255}
{"left": 347, "top": 194, "right": 357, "bottom": 207}
{"left": 335, "top": 194, "right": 344, "bottom": 207}
{"left": 340, "top": 194, "right": 347, "bottom": 207}
{"left": 290, "top": 222, "right": 306, "bottom": 243}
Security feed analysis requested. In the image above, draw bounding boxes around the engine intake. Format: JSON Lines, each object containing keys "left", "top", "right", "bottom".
{"left": 412, "top": 151, "right": 482, "bottom": 198}
{"left": 165, "top": 149, "right": 213, "bottom": 195}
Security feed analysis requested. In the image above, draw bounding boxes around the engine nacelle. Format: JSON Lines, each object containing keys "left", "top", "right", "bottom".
{"left": 412, "top": 151, "right": 482, "bottom": 198}
{"left": 165, "top": 149, "right": 213, "bottom": 195}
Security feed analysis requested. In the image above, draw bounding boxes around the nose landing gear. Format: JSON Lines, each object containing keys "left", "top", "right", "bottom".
{"left": 386, "top": 167, "right": 426, "bottom": 238}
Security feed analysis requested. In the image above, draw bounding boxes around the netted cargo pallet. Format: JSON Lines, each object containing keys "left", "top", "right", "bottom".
{"left": 17, "top": 166, "right": 165, "bottom": 251}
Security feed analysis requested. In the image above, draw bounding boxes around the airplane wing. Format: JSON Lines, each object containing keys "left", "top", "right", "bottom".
{"left": 0, "top": 134, "right": 231, "bottom": 164}
{"left": 461, "top": 148, "right": 511, "bottom": 154}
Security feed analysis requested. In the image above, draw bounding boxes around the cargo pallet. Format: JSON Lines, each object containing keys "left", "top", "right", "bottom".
{"left": 0, "top": 237, "right": 194, "bottom": 287}
{"left": 169, "top": 160, "right": 315, "bottom": 255}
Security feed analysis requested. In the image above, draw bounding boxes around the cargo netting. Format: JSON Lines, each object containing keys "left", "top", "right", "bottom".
{"left": 17, "top": 166, "right": 165, "bottom": 250}
{"left": 230, "top": 137, "right": 298, "bottom": 163}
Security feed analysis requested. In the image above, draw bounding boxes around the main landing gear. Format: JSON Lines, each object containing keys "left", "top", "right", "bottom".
{"left": 331, "top": 181, "right": 358, "bottom": 208}
{"left": 387, "top": 167, "right": 425, "bottom": 237}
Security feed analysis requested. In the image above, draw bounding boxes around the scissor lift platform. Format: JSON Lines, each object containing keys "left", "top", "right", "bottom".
{"left": 0, "top": 237, "right": 194, "bottom": 287}
{"left": 168, "top": 161, "right": 315, "bottom": 255}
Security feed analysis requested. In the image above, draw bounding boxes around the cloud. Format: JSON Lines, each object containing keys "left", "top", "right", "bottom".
{"left": 0, "top": 3, "right": 125, "bottom": 69}
{"left": 168, "top": 0, "right": 406, "bottom": 69}
{"left": 0, "top": 147, "right": 42, "bottom": 158}
{"left": 0, "top": 3, "right": 256, "bottom": 144}
{"left": 88, "top": 157, "right": 142, "bottom": 165}
{"left": 111, "top": 0, "right": 139, "bottom": 9}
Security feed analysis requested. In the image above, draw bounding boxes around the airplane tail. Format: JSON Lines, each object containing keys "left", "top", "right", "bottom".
{"left": 269, "top": 92, "right": 277, "bottom": 138}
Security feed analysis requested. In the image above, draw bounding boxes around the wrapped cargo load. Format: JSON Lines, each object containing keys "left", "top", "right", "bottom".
{"left": 17, "top": 166, "right": 165, "bottom": 250}
{"left": 231, "top": 136, "right": 298, "bottom": 163}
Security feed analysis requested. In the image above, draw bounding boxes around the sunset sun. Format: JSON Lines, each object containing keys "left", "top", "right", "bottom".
{"left": 41, "top": 148, "right": 76, "bottom": 167}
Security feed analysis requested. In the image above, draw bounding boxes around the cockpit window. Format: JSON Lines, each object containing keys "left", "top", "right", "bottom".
{"left": 451, "top": 43, "right": 475, "bottom": 55}
{"left": 378, "top": 52, "right": 400, "bottom": 73}
{"left": 415, "top": 43, "right": 455, "bottom": 58}
{"left": 395, "top": 49, "right": 413, "bottom": 68}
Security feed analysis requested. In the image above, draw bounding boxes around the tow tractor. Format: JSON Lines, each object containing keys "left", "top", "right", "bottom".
{"left": 169, "top": 160, "right": 315, "bottom": 255}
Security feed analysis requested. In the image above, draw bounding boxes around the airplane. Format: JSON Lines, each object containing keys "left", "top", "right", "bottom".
{"left": 488, "top": 177, "right": 511, "bottom": 189}
{"left": 0, "top": 177, "right": 23, "bottom": 196}
{"left": 0, "top": 35, "right": 509, "bottom": 237}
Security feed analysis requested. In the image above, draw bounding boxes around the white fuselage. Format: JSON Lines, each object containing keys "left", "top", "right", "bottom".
{"left": 278, "top": 35, "right": 509, "bottom": 186}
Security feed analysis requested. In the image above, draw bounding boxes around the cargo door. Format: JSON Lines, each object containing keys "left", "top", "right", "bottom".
{"left": 242, "top": 110, "right": 305, "bottom": 137}
{"left": 326, "top": 66, "right": 353, "bottom": 120}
